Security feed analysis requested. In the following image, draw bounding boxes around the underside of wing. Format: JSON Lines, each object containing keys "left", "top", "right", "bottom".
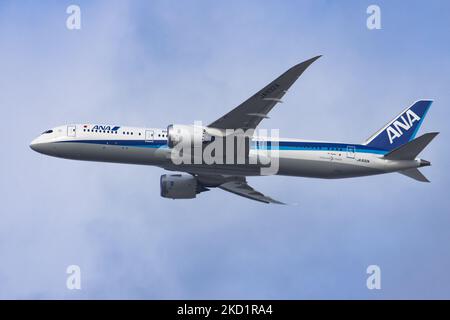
{"left": 218, "top": 177, "right": 285, "bottom": 204}
{"left": 208, "top": 55, "right": 321, "bottom": 131}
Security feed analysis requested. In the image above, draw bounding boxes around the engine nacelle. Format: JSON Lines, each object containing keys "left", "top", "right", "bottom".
{"left": 160, "top": 174, "right": 198, "bottom": 199}
{"left": 167, "top": 124, "right": 213, "bottom": 149}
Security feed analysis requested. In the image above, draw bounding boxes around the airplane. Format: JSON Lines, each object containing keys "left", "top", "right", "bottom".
{"left": 30, "top": 56, "right": 438, "bottom": 204}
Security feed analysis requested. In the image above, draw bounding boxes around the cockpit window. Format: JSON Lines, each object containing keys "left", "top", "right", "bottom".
{"left": 42, "top": 130, "right": 53, "bottom": 134}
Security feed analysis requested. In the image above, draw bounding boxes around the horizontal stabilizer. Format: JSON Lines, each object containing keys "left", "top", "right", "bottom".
{"left": 383, "top": 132, "right": 439, "bottom": 160}
{"left": 399, "top": 168, "right": 430, "bottom": 182}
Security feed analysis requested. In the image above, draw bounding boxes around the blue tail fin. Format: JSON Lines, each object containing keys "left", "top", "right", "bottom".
{"left": 364, "top": 100, "right": 432, "bottom": 151}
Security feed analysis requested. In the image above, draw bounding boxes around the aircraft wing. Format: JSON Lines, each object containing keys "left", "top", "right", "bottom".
{"left": 219, "top": 177, "right": 285, "bottom": 204}
{"left": 208, "top": 55, "right": 321, "bottom": 130}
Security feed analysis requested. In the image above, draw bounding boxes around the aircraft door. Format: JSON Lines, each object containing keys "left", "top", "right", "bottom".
{"left": 145, "top": 130, "right": 154, "bottom": 142}
{"left": 346, "top": 145, "right": 355, "bottom": 159}
{"left": 67, "top": 125, "right": 76, "bottom": 137}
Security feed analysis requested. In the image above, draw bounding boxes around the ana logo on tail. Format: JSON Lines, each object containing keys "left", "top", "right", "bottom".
{"left": 386, "top": 109, "right": 421, "bottom": 144}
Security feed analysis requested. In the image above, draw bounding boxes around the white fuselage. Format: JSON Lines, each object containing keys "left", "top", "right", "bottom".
{"left": 30, "top": 124, "right": 423, "bottom": 179}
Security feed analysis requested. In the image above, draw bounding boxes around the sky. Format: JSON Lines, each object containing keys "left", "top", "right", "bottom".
{"left": 1, "top": 0, "right": 450, "bottom": 299}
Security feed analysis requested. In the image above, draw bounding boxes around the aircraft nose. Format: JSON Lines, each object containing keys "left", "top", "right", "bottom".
{"left": 30, "top": 137, "right": 45, "bottom": 153}
{"left": 30, "top": 138, "right": 39, "bottom": 152}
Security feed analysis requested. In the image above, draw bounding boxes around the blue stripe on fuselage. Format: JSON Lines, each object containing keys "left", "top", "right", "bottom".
{"left": 56, "top": 139, "right": 388, "bottom": 155}
{"left": 57, "top": 139, "right": 168, "bottom": 148}
{"left": 255, "top": 141, "right": 387, "bottom": 154}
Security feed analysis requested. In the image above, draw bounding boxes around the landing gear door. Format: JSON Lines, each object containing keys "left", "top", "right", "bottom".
{"left": 346, "top": 145, "right": 355, "bottom": 159}
{"left": 67, "top": 125, "right": 76, "bottom": 137}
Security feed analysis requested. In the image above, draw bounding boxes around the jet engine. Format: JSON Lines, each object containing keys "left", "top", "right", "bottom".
{"left": 160, "top": 173, "right": 207, "bottom": 199}
{"left": 167, "top": 124, "right": 214, "bottom": 148}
